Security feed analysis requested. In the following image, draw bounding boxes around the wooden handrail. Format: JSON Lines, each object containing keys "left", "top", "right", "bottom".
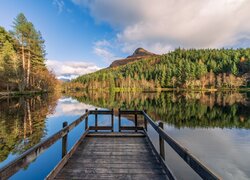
{"left": 89, "top": 110, "right": 113, "bottom": 114}
{"left": 0, "top": 112, "right": 89, "bottom": 180}
{"left": 119, "top": 110, "right": 143, "bottom": 115}
{"left": 142, "top": 111, "right": 221, "bottom": 180}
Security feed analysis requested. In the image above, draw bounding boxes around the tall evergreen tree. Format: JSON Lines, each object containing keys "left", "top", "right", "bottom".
{"left": 231, "top": 62, "right": 238, "bottom": 75}
{"left": 0, "top": 13, "right": 57, "bottom": 92}
{"left": 12, "top": 13, "right": 29, "bottom": 91}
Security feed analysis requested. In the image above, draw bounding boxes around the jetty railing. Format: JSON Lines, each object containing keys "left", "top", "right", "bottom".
{"left": 0, "top": 109, "right": 221, "bottom": 180}
{"left": 0, "top": 112, "right": 89, "bottom": 180}
{"left": 88, "top": 108, "right": 114, "bottom": 131}
{"left": 141, "top": 110, "right": 220, "bottom": 180}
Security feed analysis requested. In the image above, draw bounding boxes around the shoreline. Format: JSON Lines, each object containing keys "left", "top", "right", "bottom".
{"left": 0, "top": 90, "right": 48, "bottom": 98}
{"left": 64, "top": 87, "right": 250, "bottom": 93}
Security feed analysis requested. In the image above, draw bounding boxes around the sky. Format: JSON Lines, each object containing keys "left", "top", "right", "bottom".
{"left": 0, "top": 0, "right": 250, "bottom": 79}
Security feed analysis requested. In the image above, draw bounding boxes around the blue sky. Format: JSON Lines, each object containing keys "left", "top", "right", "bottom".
{"left": 0, "top": 0, "right": 124, "bottom": 79}
{"left": 1, "top": 0, "right": 250, "bottom": 79}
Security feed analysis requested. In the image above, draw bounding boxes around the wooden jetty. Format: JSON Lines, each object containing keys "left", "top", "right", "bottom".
{"left": 0, "top": 109, "right": 221, "bottom": 180}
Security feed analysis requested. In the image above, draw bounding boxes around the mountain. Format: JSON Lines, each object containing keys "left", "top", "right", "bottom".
{"left": 109, "top": 48, "right": 157, "bottom": 68}
{"left": 127, "top": 48, "right": 156, "bottom": 58}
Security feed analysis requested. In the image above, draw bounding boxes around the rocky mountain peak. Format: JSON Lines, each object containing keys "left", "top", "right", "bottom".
{"left": 128, "top": 48, "right": 155, "bottom": 58}
{"left": 109, "top": 48, "right": 157, "bottom": 68}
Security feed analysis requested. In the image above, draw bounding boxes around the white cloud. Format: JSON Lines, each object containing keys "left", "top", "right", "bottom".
{"left": 53, "top": 0, "right": 65, "bottom": 14}
{"left": 94, "top": 40, "right": 111, "bottom": 47}
{"left": 93, "top": 40, "right": 122, "bottom": 63}
{"left": 46, "top": 60, "right": 101, "bottom": 80}
{"left": 48, "top": 97, "right": 98, "bottom": 117}
{"left": 93, "top": 47, "right": 116, "bottom": 63}
{"left": 72, "top": 0, "right": 250, "bottom": 54}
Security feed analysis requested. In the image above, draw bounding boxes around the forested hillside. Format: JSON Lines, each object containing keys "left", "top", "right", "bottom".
{"left": 0, "top": 13, "right": 57, "bottom": 92}
{"left": 71, "top": 48, "right": 250, "bottom": 91}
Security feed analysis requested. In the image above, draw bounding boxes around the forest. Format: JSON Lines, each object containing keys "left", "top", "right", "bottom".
{"left": 70, "top": 48, "right": 250, "bottom": 91}
{"left": 0, "top": 13, "right": 57, "bottom": 93}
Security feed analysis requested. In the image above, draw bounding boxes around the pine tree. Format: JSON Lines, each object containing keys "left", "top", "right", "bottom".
{"left": 0, "top": 27, "right": 19, "bottom": 90}
{"left": 12, "top": 13, "right": 29, "bottom": 91}
{"left": 231, "top": 63, "right": 238, "bottom": 76}
{"left": 12, "top": 13, "right": 47, "bottom": 90}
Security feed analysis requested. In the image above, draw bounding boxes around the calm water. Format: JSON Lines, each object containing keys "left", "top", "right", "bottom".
{"left": 0, "top": 91, "right": 250, "bottom": 179}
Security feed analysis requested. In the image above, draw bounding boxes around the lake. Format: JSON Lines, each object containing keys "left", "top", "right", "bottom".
{"left": 0, "top": 91, "right": 250, "bottom": 179}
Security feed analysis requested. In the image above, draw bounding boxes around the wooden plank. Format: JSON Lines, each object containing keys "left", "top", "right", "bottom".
{"left": 119, "top": 126, "right": 144, "bottom": 131}
{"left": 86, "top": 137, "right": 146, "bottom": 143}
{"left": 64, "top": 162, "right": 164, "bottom": 169}
{"left": 69, "top": 155, "right": 157, "bottom": 160}
{"left": 81, "top": 148, "right": 151, "bottom": 153}
{"left": 83, "top": 144, "right": 150, "bottom": 148}
{"left": 68, "top": 157, "right": 160, "bottom": 164}
{"left": 143, "top": 111, "right": 221, "bottom": 180}
{"left": 0, "top": 112, "right": 89, "bottom": 180}
{"left": 87, "top": 132, "right": 145, "bottom": 137}
{"left": 56, "top": 167, "right": 166, "bottom": 174}
{"left": 84, "top": 138, "right": 148, "bottom": 143}
{"left": 76, "top": 151, "right": 154, "bottom": 156}
{"left": 83, "top": 143, "right": 150, "bottom": 148}
{"left": 46, "top": 129, "right": 89, "bottom": 180}
{"left": 70, "top": 153, "right": 158, "bottom": 160}
{"left": 85, "top": 142, "right": 147, "bottom": 145}
{"left": 89, "top": 126, "right": 113, "bottom": 131}
{"left": 55, "top": 173, "right": 169, "bottom": 180}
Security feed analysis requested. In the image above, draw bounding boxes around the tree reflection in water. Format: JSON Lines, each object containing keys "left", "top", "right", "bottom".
{"left": 0, "top": 93, "right": 60, "bottom": 163}
{"left": 70, "top": 91, "right": 250, "bottom": 129}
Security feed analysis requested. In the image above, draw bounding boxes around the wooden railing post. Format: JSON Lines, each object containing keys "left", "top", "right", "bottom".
{"left": 144, "top": 109, "right": 147, "bottom": 131}
{"left": 135, "top": 108, "right": 138, "bottom": 132}
{"left": 62, "top": 121, "right": 68, "bottom": 158}
{"left": 118, "top": 108, "right": 121, "bottom": 132}
{"left": 111, "top": 108, "right": 114, "bottom": 132}
{"left": 158, "top": 122, "right": 165, "bottom": 160}
{"left": 0, "top": 112, "right": 89, "bottom": 179}
{"left": 95, "top": 108, "right": 98, "bottom": 132}
{"left": 85, "top": 109, "right": 88, "bottom": 130}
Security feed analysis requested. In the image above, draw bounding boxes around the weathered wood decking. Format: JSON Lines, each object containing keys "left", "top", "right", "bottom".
{"left": 54, "top": 133, "right": 169, "bottom": 180}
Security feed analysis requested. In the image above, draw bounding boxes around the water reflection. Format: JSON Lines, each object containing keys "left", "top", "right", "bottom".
{"left": 70, "top": 91, "right": 250, "bottom": 129}
{"left": 68, "top": 91, "right": 250, "bottom": 179}
{"left": 1, "top": 91, "right": 250, "bottom": 179}
{"left": 0, "top": 94, "right": 59, "bottom": 165}
{"left": 165, "top": 127, "right": 250, "bottom": 180}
